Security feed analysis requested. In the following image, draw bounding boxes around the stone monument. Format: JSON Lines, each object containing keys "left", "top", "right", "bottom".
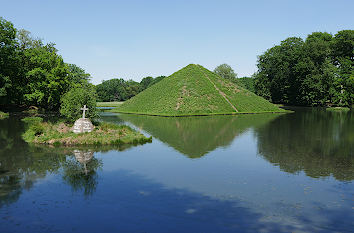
{"left": 72, "top": 105, "right": 94, "bottom": 133}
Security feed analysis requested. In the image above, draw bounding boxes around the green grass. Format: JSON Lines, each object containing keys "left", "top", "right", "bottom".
{"left": 97, "top": 101, "right": 124, "bottom": 107}
{"left": 113, "top": 64, "right": 287, "bottom": 116}
{"left": 22, "top": 117, "right": 152, "bottom": 146}
{"left": 326, "top": 107, "right": 351, "bottom": 112}
{"left": 0, "top": 111, "right": 9, "bottom": 119}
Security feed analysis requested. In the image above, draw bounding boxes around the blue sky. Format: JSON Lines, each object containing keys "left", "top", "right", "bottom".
{"left": 1, "top": 0, "right": 353, "bottom": 84}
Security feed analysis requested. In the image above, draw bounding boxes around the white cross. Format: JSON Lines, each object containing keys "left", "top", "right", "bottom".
{"left": 80, "top": 105, "right": 89, "bottom": 119}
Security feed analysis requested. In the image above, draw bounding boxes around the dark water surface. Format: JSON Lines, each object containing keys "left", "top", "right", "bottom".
{"left": 0, "top": 108, "right": 353, "bottom": 233}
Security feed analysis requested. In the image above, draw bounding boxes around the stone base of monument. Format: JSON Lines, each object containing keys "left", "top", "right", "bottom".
{"left": 72, "top": 118, "right": 94, "bottom": 134}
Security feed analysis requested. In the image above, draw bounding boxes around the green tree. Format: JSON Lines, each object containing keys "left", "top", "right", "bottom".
{"left": 144, "top": 75, "right": 166, "bottom": 88}
{"left": 140, "top": 76, "right": 154, "bottom": 89}
{"left": 60, "top": 85, "right": 98, "bottom": 121}
{"left": 0, "top": 17, "right": 93, "bottom": 111}
{"left": 254, "top": 31, "right": 353, "bottom": 107}
{"left": 255, "top": 37, "right": 305, "bottom": 104}
{"left": 214, "top": 64, "right": 237, "bottom": 81}
{"left": 66, "top": 64, "right": 91, "bottom": 89}
{"left": 331, "top": 30, "right": 354, "bottom": 107}
{"left": 96, "top": 76, "right": 165, "bottom": 102}
{"left": 21, "top": 43, "right": 71, "bottom": 110}
{"left": 0, "top": 17, "right": 17, "bottom": 104}
{"left": 96, "top": 78, "right": 127, "bottom": 101}
{"left": 237, "top": 76, "right": 255, "bottom": 93}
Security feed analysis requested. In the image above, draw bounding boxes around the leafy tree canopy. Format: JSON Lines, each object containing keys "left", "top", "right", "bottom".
{"left": 214, "top": 64, "right": 237, "bottom": 81}
{"left": 96, "top": 76, "right": 166, "bottom": 102}
{"left": 60, "top": 85, "right": 98, "bottom": 121}
{"left": 254, "top": 30, "right": 353, "bottom": 107}
{"left": 0, "top": 17, "right": 92, "bottom": 111}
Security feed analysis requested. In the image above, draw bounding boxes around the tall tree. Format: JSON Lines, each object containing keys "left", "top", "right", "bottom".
{"left": 254, "top": 31, "right": 353, "bottom": 107}
{"left": 0, "top": 17, "right": 93, "bottom": 111}
{"left": 0, "top": 17, "right": 17, "bottom": 104}
{"left": 331, "top": 30, "right": 354, "bottom": 107}
{"left": 214, "top": 64, "right": 237, "bottom": 81}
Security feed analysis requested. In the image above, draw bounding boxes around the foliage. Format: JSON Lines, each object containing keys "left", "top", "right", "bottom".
{"left": 254, "top": 30, "right": 354, "bottom": 107}
{"left": 96, "top": 76, "right": 166, "bottom": 102}
{"left": 115, "top": 64, "right": 286, "bottom": 116}
{"left": 21, "top": 116, "right": 43, "bottom": 125}
{"left": 0, "top": 111, "right": 9, "bottom": 119}
{"left": 237, "top": 77, "right": 255, "bottom": 93}
{"left": 214, "top": 63, "right": 237, "bottom": 81}
{"left": 96, "top": 79, "right": 140, "bottom": 102}
{"left": 60, "top": 86, "right": 98, "bottom": 121}
{"left": 0, "top": 17, "right": 17, "bottom": 104}
{"left": 97, "top": 101, "right": 124, "bottom": 107}
{"left": 326, "top": 107, "right": 351, "bottom": 112}
{"left": 0, "top": 17, "right": 92, "bottom": 111}
{"left": 22, "top": 119, "right": 152, "bottom": 145}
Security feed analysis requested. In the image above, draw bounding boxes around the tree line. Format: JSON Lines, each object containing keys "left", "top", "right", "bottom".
{"left": 254, "top": 30, "right": 353, "bottom": 107}
{"left": 0, "top": 17, "right": 92, "bottom": 111}
{"left": 95, "top": 76, "right": 165, "bottom": 102}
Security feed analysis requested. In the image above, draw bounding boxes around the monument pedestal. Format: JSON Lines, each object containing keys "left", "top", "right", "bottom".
{"left": 72, "top": 118, "right": 94, "bottom": 133}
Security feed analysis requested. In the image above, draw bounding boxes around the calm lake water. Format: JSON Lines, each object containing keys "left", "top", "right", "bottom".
{"left": 0, "top": 108, "right": 353, "bottom": 233}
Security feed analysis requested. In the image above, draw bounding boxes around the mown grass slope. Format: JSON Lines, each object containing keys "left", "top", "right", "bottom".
{"left": 115, "top": 64, "right": 286, "bottom": 116}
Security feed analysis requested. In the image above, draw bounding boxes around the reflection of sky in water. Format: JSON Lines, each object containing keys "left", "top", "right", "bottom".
{"left": 0, "top": 110, "right": 353, "bottom": 232}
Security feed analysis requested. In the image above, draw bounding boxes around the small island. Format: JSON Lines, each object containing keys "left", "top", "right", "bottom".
{"left": 22, "top": 106, "right": 152, "bottom": 146}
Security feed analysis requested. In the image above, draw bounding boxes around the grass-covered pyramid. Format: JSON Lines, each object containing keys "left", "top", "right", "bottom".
{"left": 115, "top": 64, "right": 285, "bottom": 116}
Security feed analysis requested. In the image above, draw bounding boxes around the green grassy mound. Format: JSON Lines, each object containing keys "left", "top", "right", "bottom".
{"left": 22, "top": 117, "right": 152, "bottom": 146}
{"left": 114, "top": 64, "right": 286, "bottom": 116}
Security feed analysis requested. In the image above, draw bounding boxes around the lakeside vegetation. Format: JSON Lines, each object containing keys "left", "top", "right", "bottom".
{"left": 21, "top": 116, "right": 151, "bottom": 146}
{"left": 254, "top": 30, "right": 353, "bottom": 108}
{"left": 0, "top": 111, "right": 9, "bottom": 119}
{"left": 0, "top": 17, "right": 95, "bottom": 113}
{"left": 96, "top": 76, "right": 165, "bottom": 102}
{"left": 115, "top": 64, "right": 286, "bottom": 116}
{"left": 97, "top": 101, "right": 124, "bottom": 107}
{"left": 326, "top": 107, "right": 351, "bottom": 112}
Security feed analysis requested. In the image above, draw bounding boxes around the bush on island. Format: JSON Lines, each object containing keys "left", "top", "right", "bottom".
{"left": 60, "top": 85, "right": 98, "bottom": 121}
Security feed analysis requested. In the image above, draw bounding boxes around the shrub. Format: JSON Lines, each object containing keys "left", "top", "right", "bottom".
{"left": 60, "top": 85, "right": 98, "bottom": 121}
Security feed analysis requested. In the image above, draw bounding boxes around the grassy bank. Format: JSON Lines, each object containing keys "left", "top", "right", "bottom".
{"left": 22, "top": 117, "right": 152, "bottom": 146}
{"left": 0, "top": 111, "right": 9, "bottom": 119}
{"left": 326, "top": 107, "right": 351, "bottom": 112}
{"left": 97, "top": 101, "right": 124, "bottom": 107}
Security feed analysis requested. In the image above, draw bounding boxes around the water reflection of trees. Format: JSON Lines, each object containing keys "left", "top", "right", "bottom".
{"left": 62, "top": 150, "right": 102, "bottom": 196}
{"left": 255, "top": 108, "right": 354, "bottom": 181}
{"left": 0, "top": 117, "right": 143, "bottom": 206}
{"left": 118, "top": 113, "right": 280, "bottom": 158}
